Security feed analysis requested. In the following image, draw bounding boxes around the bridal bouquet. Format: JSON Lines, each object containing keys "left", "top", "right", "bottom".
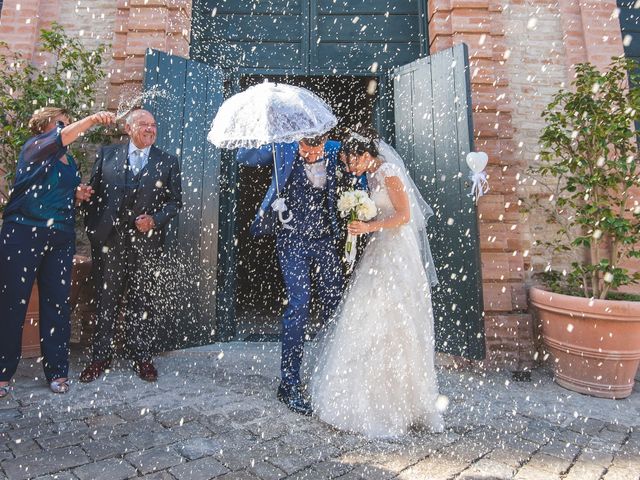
{"left": 338, "top": 190, "right": 377, "bottom": 270}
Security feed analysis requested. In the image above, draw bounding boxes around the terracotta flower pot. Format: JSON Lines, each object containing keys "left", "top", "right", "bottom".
{"left": 530, "top": 286, "right": 640, "bottom": 399}
{"left": 21, "top": 254, "right": 93, "bottom": 359}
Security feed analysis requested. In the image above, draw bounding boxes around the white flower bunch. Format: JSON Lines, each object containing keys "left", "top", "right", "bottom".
{"left": 339, "top": 189, "right": 376, "bottom": 271}
{"left": 355, "top": 198, "right": 377, "bottom": 221}
{"left": 338, "top": 190, "right": 377, "bottom": 221}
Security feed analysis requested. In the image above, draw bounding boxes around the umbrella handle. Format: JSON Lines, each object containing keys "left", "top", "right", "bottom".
{"left": 271, "top": 143, "right": 294, "bottom": 226}
{"left": 278, "top": 209, "right": 293, "bottom": 224}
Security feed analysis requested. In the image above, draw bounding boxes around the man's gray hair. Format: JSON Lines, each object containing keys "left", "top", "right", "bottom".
{"left": 125, "top": 108, "right": 151, "bottom": 126}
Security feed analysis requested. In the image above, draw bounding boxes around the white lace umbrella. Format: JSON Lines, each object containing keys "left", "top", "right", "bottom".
{"left": 207, "top": 82, "right": 338, "bottom": 225}
{"left": 207, "top": 82, "right": 337, "bottom": 148}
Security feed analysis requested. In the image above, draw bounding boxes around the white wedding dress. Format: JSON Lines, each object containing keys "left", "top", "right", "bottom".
{"left": 309, "top": 156, "right": 444, "bottom": 439}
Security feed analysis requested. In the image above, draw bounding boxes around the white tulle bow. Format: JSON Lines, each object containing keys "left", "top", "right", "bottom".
{"left": 469, "top": 171, "right": 489, "bottom": 204}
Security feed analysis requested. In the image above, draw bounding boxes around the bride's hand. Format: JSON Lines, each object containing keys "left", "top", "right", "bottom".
{"left": 348, "top": 220, "right": 370, "bottom": 236}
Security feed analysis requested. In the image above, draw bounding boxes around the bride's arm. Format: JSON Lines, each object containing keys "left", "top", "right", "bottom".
{"left": 348, "top": 176, "right": 410, "bottom": 235}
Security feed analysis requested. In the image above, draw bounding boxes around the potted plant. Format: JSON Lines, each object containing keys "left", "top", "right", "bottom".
{"left": 529, "top": 57, "right": 640, "bottom": 399}
{"left": 0, "top": 24, "right": 107, "bottom": 357}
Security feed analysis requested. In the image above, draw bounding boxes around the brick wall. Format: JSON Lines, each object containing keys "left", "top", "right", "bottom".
{"left": 504, "top": 1, "right": 570, "bottom": 277}
{"left": 429, "top": 0, "right": 534, "bottom": 369}
{"left": 0, "top": 0, "right": 116, "bottom": 111}
{"left": 427, "top": 0, "right": 632, "bottom": 369}
{"left": 110, "top": 0, "right": 191, "bottom": 110}
{"left": 501, "top": 0, "right": 575, "bottom": 371}
{"left": 0, "top": 0, "right": 190, "bottom": 112}
{"left": 57, "top": 1, "right": 117, "bottom": 111}
{"left": 0, "top": 0, "right": 40, "bottom": 57}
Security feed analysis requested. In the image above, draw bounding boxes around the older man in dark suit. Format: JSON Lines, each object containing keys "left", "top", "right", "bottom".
{"left": 80, "top": 109, "right": 182, "bottom": 382}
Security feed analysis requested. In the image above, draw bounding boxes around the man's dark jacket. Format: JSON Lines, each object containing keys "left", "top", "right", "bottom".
{"left": 84, "top": 143, "right": 182, "bottom": 247}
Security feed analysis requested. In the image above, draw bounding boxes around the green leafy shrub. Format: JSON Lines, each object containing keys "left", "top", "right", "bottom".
{"left": 531, "top": 57, "right": 640, "bottom": 299}
{"left": 0, "top": 23, "right": 109, "bottom": 209}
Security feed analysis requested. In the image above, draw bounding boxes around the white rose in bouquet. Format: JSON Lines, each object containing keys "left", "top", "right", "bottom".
{"left": 356, "top": 198, "right": 377, "bottom": 221}
{"left": 354, "top": 190, "right": 368, "bottom": 202}
{"left": 337, "top": 191, "right": 358, "bottom": 217}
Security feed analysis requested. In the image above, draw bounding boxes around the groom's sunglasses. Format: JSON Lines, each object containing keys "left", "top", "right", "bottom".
{"left": 299, "top": 142, "right": 325, "bottom": 161}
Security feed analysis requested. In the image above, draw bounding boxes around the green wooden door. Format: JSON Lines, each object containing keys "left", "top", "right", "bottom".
{"left": 617, "top": 1, "right": 640, "bottom": 138}
{"left": 143, "top": 49, "right": 224, "bottom": 351}
{"left": 392, "top": 44, "right": 485, "bottom": 359}
{"left": 192, "top": 0, "right": 309, "bottom": 74}
{"left": 310, "top": 0, "right": 426, "bottom": 74}
{"left": 191, "top": 0, "right": 427, "bottom": 75}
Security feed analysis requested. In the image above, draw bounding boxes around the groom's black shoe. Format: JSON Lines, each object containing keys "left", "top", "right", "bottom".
{"left": 277, "top": 382, "right": 312, "bottom": 416}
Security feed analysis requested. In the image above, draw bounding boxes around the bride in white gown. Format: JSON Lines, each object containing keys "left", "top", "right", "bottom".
{"left": 309, "top": 131, "right": 445, "bottom": 438}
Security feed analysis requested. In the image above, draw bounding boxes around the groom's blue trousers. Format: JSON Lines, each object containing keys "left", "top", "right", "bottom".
{"left": 277, "top": 234, "right": 344, "bottom": 386}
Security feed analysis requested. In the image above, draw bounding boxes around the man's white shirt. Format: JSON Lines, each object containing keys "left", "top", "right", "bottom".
{"left": 303, "top": 160, "right": 327, "bottom": 189}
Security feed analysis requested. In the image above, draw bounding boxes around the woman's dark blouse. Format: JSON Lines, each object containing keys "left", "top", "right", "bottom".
{"left": 3, "top": 126, "right": 80, "bottom": 233}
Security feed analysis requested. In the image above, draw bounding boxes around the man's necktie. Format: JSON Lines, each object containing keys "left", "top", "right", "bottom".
{"left": 131, "top": 150, "right": 144, "bottom": 175}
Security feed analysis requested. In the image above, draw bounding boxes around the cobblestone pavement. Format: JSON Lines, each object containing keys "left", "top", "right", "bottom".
{"left": 0, "top": 342, "right": 639, "bottom": 480}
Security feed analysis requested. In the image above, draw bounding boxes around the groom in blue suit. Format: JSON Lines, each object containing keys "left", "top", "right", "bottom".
{"left": 237, "top": 136, "right": 345, "bottom": 415}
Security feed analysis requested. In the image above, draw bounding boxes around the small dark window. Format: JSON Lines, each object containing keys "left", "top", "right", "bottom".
{"left": 618, "top": 0, "right": 640, "bottom": 65}
{"left": 0, "top": 1, "right": 4, "bottom": 17}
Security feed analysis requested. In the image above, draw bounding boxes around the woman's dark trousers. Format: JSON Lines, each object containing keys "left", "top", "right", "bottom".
{"left": 0, "top": 222, "right": 74, "bottom": 382}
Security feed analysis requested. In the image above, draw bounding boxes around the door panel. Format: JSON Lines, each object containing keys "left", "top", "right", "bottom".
{"left": 191, "top": 0, "right": 309, "bottom": 74}
{"left": 392, "top": 44, "right": 485, "bottom": 359}
{"left": 143, "top": 50, "right": 224, "bottom": 350}
{"left": 309, "top": 0, "right": 422, "bottom": 74}
{"left": 315, "top": 0, "right": 419, "bottom": 14}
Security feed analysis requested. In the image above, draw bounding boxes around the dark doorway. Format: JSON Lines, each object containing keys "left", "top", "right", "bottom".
{"left": 234, "top": 75, "right": 377, "bottom": 340}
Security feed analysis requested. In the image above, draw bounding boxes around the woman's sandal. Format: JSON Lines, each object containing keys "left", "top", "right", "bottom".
{"left": 0, "top": 384, "right": 10, "bottom": 399}
{"left": 49, "top": 378, "right": 70, "bottom": 394}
